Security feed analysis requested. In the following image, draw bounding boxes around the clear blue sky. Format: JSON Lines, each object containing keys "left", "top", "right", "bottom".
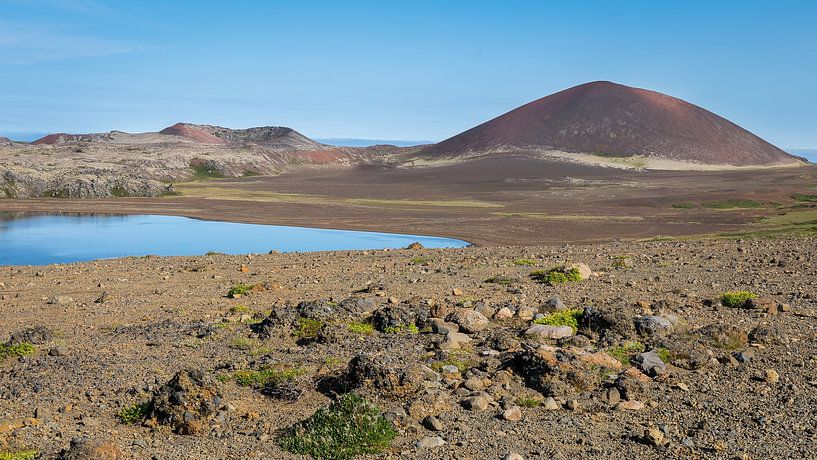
{"left": 1, "top": 0, "right": 816, "bottom": 148}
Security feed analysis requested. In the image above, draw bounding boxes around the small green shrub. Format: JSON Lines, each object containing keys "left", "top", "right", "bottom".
{"left": 227, "top": 283, "right": 255, "bottom": 298}
{"left": 484, "top": 276, "right": 515, "bottom": 286}
{"left": 530, "top": 266, "right": 582, "bottom": 285}
{"left": 0, "top": 342, "right": 35, "bottom": 359}
{"left": 408, "top": 257, "right": 430, "bottom": 265}
{"left": 295, "top": 317, "right": 324, "bottom": 339}
{"left": 702, "top": 199, "right": 763, "bottom": 209}
{"left": 720, "top": 291, "right": 757, "bottom": 308}
{"left": 655, "top": 347, "right": 672, "bottom": 363}
{"left": 230, "top": 337, "right": 256, "bottom": 351}
{"left": 279, "top": 393, "right": 395, "bottom": 460}
{"left": 791, "top": 193, "right": 817, "bottom": 202}
{"left": 611, "top": 255, "right": 632, "bottom": 268}
{"left": 607, "top": 342, "right": 645, "bottom": 366}
{"left": 532, "top": 309, "right": 583, "bottom": 332}
{"left": 229, "top": 304, "right": 251, "bottom": 314}
{"left": 382, "top": 323, "right": 419, "bottom": 334}
{"left": 430, "top": 350, "right": 477, "bottom": 373}
{"left": 516, "top": 397, "right": 541, "bottom": 408}
{"left": 512, "top": 258, "right": 537, "bottom": 266}
{"left": 672, "top": 202, "right": 695, "bottom": 209}
{"left": 0, "top": 450, "right": 38, "bottom": 460}
{"left": 348, "top": 322, "right": 374, "bottom": 335}
{"left": 117, "top": 402, "right": 151, "bottom": 425}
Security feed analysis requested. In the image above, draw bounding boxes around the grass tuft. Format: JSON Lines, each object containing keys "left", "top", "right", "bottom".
{"left": 279, "top": 393, "right": 395, "bottom": 460}
{"left": 532, "top": 309, "right": 584, "bottom": 332}
{"left": 348, "top": 322, "right": 375, "bottom": 335}
{"left": 512, "top": 258, "right": 537, "bottom": 266}
{"left": 0, "top": 342, "right": 35, "bottom": 360}
{"left": 0, "top": 450, "right": 38, "bottom": 460}
{"left": 720, "top": 291, "right": 757, "bottom": 308}
{"left": 382, "top": 323, "right": 419, "bottom": 334}
{"left": 607, "top": 342, "right": 646, "bottom": 366}
{"left": 530, "top": 266, "right": 582, "bottom": 285}
{"left": 296, "top": 317, "right": 324, "bottom": 339}
{"left": 117, "top": 401, "right": 151, "bottom": 425}
{"left": 227, "top": 283, "right": 255, "bottom": 298}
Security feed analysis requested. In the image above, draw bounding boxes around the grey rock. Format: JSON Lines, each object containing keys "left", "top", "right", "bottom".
{"left": 416, "top": 436, "right": 446, "bottom": 448}
{"left": 634, "top": 315, "right": 673, "bottom": 336}
{"left": 633, "top": 350, "right": 668, "bottom": 377}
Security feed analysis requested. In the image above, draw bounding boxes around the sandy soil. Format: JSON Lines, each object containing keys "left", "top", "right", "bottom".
{"left": 1, "top": 238, "right": 816, "bottom": 459}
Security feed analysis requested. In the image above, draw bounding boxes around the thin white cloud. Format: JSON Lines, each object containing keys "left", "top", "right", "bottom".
{"left": 0, "top": 21, "right": 143, "bottom": 64}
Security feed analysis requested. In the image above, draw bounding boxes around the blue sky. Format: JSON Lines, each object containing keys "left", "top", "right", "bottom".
{"left": 1, "top": 0, "right": 816, "bottom": 148}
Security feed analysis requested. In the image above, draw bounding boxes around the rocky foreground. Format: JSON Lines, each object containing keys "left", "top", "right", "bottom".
{"left": 1, "top": 237, "right": 816, "bottom": 459}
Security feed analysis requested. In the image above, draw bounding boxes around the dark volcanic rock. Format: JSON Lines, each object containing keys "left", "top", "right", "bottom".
{"left": 150, "top": 369, "right": 223, "bottom": 435}
{"left": 346, "top": 353, "right": 431, "bottom": 398}
{"left": 8, "top": 326, "right": 53, "bottom": 345}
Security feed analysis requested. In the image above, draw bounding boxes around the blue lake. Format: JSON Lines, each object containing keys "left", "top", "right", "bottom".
{"left": 0, "top": 213, "right": 469, "bottom": 266}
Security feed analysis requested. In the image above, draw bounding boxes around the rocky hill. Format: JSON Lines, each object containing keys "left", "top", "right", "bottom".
{"left": 1, "top": 124, "right": 399, "bottom": 198}
{"left": 159, "top": 123, "right": 325, "bottom": 151}
{"left": 418, "top": 81, "right": 801, "bottom": 167}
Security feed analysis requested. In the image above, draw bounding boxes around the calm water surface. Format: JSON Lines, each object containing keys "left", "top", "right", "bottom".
{"left": 0, "top": 213, "right": 469, "bottom": 266}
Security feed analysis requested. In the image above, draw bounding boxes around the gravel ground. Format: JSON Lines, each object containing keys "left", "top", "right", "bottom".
{"left": 1, "top": 237, "right": 816, "bottom": 459}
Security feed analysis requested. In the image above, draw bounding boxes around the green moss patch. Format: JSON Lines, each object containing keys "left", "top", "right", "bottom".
{"left": 117, "top": 401, "right": 151, "bottom": 425}
{"left": 348, "top": 322, "right": 374, "bottom": 335}
{"left": 0, "top": 342, "right": 35, "bottom": 360}
{"left": 0, "top": 450, "right": 38, "bottom": 460}
{"left": 607, "top": 342, "right": 646, "bottom": 366}
{"left": 279, "top": 394, "right": 395, "bottom": 460}
{"left": 530, "top": 266, "right": 582, "bottom": 285}
{"left": 702, "top": 199, "right": 765, "bottom": 209}
{"left": 532, "top": 309, "right": 584, "bottom": 332}
{"left": 720, "top": 291, "right": 757, "bottom": 308}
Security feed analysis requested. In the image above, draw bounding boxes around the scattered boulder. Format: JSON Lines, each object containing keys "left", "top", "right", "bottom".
{"left": 749, "top": 324, "right": 789, "bottom": 345}
{"left": 502, "top": 405, "right": 523, "bottom": 421}
{"left": 406, "top": 242, "right": 424, "bottom": 250}
{"left": 581, "top": 306, "right": 636, "bottom": 340}
{"left": 48, "top": 295, "right": 74, "bottom": 305}
{"left": 416, "top": 436, "right": 446, "bottom": 448}
{"left": 149, "top": 369, "right": 223, "bottom": 435}
{"left": 372, "top": 304, "right": 429, "bottom": 332}
{"left": 633, "top": 351, "right": 668, "bottom": 377}
{"left": 60, "top": 438, "right": 126, "bottom": 460}
{"left": 524, "top": 324, "right": 573, "bottom": 341}
{"left": 514, "top": 348, "right": 607, "bottom": 397}
{"left": 634, "top": 315, "right": 673, "bottom": 337}
{"left": 446, "top": 308, "right": 490, "bottom": 333}
{"left": 565, "top": 262, "right": 592, "bottom": 280}
{"left": 346, "top": 353, "right": 430, "bottom": 398}
{"left": 251, "top": 309, "right": 298, "bottom": 339}
{"left": 7, "top": 326, "right": 52, "bottom": 345}
{"left": 542, "top": 297, "right": 566, "bottom": 312}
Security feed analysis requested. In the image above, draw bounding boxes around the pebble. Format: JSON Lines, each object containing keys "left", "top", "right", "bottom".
{"left": 616, "top": 400, "right": 645, "bottom": 411}
{"left": 494, "top": 307, "right": 513, "bottom": 320}
{"left": 502, "top": 406, "right": 522, "bottom": 421}
{"left": 504, "top": 454, "right": 525, "bottom": 460}
{"left": 543, "top": 397, "right": 560, "bottom": 411}
{"left": 644, "top": 427, "right": 664, "bottom": 446}
{"left": 764, "top": 369, "right": 780, "bottom": 384}
{"left": 462, "top": 396, "right": 490, "bottom": 411}
{"left": 423, "top": 415, "right": 444, "bottom": 431}
{"left": 416, "top": 436, "right": 446, "bottom": 448}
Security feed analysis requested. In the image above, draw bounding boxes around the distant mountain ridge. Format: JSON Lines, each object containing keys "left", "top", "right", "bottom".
{"left": 418, "top": 81, "right": 800, "bottom": 166}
